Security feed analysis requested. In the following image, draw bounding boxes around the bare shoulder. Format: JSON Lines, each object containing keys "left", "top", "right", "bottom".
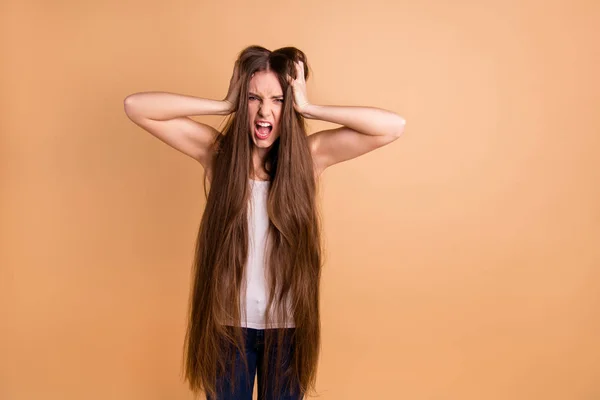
{"left": 204, "top": 165, "right": 213, "bottom": 185}
{"left": 308, "top": 133, "right": 325, "bottom": 180}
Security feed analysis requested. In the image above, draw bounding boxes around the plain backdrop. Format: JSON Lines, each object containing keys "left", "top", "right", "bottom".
{"left": 1, "top": 0, "right": 599, "bottom": 399}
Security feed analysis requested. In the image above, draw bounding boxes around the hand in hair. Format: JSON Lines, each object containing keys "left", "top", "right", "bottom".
{"left": 223, "top": 60, "right": 241, "bottom": 113}
{"left": 287, "top": 60, "right": 312, "bottom": 116}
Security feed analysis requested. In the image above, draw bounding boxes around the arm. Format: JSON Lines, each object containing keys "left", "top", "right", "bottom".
{"left": 287, "top": 61, "right": 406, "bottom": 173}
{"left": 305, "top": 104, "right": 406, "bottom": 172}
{"left": 123, "top": 61, "right": 241, "bottom": 170}
{"left": 123, "top": 92, "right": 228, "bottom": 170}
{"left": 123, "top": 92, "right": 233, "bottom": 120}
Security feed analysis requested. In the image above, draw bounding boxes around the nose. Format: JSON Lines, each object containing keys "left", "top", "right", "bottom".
{"left": 258, "top": 102, "right": 271, "bottom": 117}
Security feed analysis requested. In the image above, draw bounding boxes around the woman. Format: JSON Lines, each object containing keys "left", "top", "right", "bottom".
{"left": 124, "top": 45, "right": 406, "bottom": 400}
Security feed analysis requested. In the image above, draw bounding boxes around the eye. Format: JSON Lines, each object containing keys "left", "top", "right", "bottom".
{"left": 249, "top": 95, "right": 257, "bottom": 100}
{"left": 276, "top": 99, "right": 284, "bottom": 103}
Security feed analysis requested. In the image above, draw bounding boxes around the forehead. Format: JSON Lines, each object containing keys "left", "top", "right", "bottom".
{"left": 248, "top": 70, "right": 283, "bottom": 95}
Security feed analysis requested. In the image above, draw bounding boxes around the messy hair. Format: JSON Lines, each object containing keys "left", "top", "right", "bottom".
{"left": 183, "top": 45, "right": 323, "bottom": 399}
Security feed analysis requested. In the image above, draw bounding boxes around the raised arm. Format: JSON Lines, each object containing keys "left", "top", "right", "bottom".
{"left": 287, "top": 61, "right": 406, "bottom": 174}
{"left": 123, "top": 61, "right": 241, "bottom": 171}
{"left": 306, "top": 105, "right": 406, "bottom": 173}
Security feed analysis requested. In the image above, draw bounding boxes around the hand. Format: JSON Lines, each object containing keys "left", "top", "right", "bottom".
{"left": 223, "top": 60, "right": 241, "bottom": 113}
{"left": 287, "top": 60, "right": 312, "bottom": 116}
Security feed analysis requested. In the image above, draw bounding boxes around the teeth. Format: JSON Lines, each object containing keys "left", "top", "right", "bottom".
{"left": 257, "top": 122, "right": 271, "bottom": 127}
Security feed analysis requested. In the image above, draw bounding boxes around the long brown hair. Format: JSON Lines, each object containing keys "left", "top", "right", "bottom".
{"left": 183, "top": 45, "right": 323, "bottom": 399}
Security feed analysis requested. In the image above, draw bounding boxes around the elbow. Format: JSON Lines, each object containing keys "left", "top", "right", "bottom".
{"left": 392, "top": 117, "right": 406, "bottom": 138}
{"left": 123, "top": 95, "right": 139, "bottom": 117}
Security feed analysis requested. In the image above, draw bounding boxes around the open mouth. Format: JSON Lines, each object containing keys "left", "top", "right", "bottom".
{"left": 254, "top": 121, "right": 273, "bottom": 140}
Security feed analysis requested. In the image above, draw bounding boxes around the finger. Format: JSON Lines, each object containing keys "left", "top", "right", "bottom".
{"left": 296, "top": 61, "right": 305, "bottom": 80}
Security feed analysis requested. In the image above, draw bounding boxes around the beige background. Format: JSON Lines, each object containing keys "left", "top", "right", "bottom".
{"left": 1, "top": 0, "right": 599, "bottom": 399}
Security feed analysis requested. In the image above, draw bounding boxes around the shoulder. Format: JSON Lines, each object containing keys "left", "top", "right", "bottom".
{"left": 201, "top": 133, "right": 225, "bottom": 184}
{"left": 308, "top": 133, "right": 325, "bottom": 180}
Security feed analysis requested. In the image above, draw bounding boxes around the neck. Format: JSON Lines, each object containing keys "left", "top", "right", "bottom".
{"left": 251, "top": 146, "right": 270, "bottom": 178}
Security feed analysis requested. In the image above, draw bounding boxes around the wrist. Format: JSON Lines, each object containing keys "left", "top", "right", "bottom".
{"left": 220, "top": 99, "right": 235, "bottom": 115}
{"left": 301, "top": 103, "right": 317, "bottom": 119}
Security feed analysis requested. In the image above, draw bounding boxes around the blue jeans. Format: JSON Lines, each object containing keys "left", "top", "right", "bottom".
{"left": 206, "top": 327, "right": 303, "bottom": 400}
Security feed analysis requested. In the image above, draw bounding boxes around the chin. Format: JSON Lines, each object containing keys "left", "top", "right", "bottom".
{"left": 251, "top": 134, "right": 279, "bottom": 149}
{"left": 254, "top": 140, "right": 274, "bottom": 149}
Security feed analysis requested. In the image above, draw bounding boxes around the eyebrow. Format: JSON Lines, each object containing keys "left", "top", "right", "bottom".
{"left": 249, "top": 92, "right": 284, "bottom": 99}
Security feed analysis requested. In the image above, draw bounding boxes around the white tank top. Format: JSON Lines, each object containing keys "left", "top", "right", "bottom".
{"left": 236, "top": 179, "right": 295, "bottom": 329}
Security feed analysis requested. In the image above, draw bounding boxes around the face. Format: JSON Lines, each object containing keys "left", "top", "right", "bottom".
{"left": 247, "top": 70, "right": 284, "bottom": 149}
